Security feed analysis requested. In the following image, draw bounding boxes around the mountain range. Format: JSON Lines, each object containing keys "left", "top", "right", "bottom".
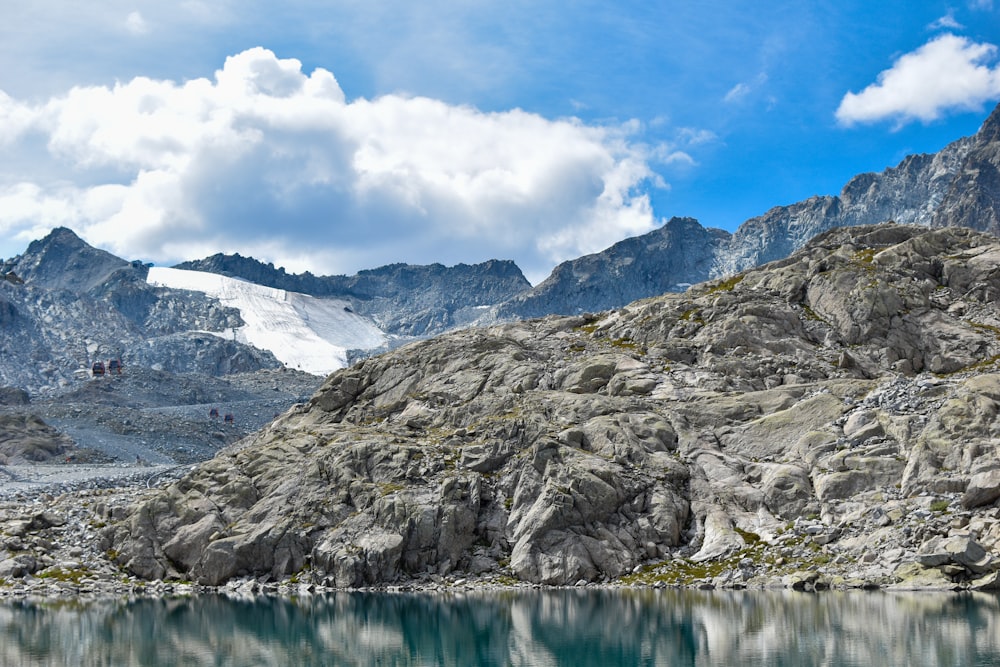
{"left": 1, "top": 102, "right": 1000, "bottom": 417}
{"left": 158, "top": 101, "right": 1000, "bottom": 324}
{"left": 3, "top": 103, "right": 1000, "bottom": 594}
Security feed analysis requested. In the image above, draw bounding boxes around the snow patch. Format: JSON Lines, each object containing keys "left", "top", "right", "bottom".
{"left": 147, "top": 267, "right": 387, "bottom": 376}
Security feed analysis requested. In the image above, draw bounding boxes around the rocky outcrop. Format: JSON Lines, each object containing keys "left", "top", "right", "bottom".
{"left": 0, "top": 414, "right": 73, "bottom": 463}
{"left": 933, "top": 103, "right": 1000, "bottom": 234}
{"left": 108, "top": 224, "right": 1000, "bottom": 589}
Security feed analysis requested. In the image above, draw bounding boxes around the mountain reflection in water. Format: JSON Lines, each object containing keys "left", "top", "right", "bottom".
{"left": 0, "top": 589, "right": 997, "bottom": 666}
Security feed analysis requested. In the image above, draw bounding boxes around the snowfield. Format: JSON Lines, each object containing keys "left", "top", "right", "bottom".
{"left": 147, "top": 267, "right": 387, "bottom": 375}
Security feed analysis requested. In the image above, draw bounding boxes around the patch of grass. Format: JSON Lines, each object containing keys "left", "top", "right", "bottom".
{"left": 609, "top": 337, "right": 644, "bottom": 353}
{"left": 929, "top": 499, "right": 951, "bottom": 513}
{"left": 734, "top": 527, "right": 761, "bottom": 544}
{"left": 802, "top": 305, "right": 827, "bottom": 323}
{"left": 678, "top": 309, "right": 704, "bottom": 325}
{"left": 379, "top": 482, "right": 405, "bottom": 495}
{"left": 706, "top": 274, "right": 745, "bottom": 294}
{"left": 852, "top": 248, "right": 878, "bottom": 264}
{"left": 36, "top": 568, "right": 94, "bottom": 585}
{"left": 573, "top": 324, "right": 599, "bottom": 335}
{"left": 620, "top": 527, "right": 835, "bottom": 587}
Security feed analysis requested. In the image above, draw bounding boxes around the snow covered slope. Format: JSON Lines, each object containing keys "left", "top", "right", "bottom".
{"left": 147, "top": 267, "right": 387, "bottom": 376}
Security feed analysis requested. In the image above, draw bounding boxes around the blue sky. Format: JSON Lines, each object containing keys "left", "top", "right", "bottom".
{"left": 2, "top": 1, "right": 1000, "bottom": 283}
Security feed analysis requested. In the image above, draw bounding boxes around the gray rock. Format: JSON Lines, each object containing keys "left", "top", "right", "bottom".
{"left": 962, "top": 470, "right": 1000, "bottom": 509}
{"left": 917, "top": 535, "right": 997, "bottom": 574}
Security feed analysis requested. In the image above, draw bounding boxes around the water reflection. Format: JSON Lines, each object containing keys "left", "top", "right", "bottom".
{"left": 0, "top": 589, "right": 997, "bottom": 666}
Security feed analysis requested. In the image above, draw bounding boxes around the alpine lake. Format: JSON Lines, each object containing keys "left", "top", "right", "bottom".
{"left": 0, "top": 588, "right": 998, "bottom": 666}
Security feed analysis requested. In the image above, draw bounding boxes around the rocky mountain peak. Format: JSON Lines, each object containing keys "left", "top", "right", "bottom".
{"left": 930, "top": 106, "right": 1000, "bottom": 235}
{"left": 8, "top": 227, "right": 132, "bottom": 292}
{"left": 977, "top": 101, "right": 1000, "bottom": 144}
{"left": 497, "top": 103, "right": 1000, "bottom": 319}
{"left": 496, "top": 216, "right": 729, "bottom": 319}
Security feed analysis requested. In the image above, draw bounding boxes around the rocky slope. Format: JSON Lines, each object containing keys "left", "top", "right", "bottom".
{"left": 0, "top": 227, "right": 330, "bottom": 474}
{"left": 106, "top": 224, "right": 1000, "bottom": 591}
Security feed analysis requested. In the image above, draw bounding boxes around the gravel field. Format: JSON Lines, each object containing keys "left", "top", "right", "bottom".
{"left": 0, "top": 463, "right": 189, "bottom": 500}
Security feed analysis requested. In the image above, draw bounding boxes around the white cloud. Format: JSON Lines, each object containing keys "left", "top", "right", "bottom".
{"left": 125, "top": 11, "right": 148, "bottom": 35}
{"left": 0, "top": 91, "right": 36, "bottom": 145}
{"left": 836, "top": 34, "right": 1000, "bottom": 126}
{"left": 723, "top": 73, "right": 768, "bottom": 105}
{"left": 928, "top": 12, "right": 963, "bottom": 31}
{"left": 723, "top": 83, "right": 751, "bottom": 104}
{"left": 0, "top": 47, "right": 664, "bottom": 283}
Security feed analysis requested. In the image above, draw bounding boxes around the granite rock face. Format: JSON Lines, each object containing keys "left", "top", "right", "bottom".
{"left": 110, "top": 224, "right": 1000, "bottom": 588}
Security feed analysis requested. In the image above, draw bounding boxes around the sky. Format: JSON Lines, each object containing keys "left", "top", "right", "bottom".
{"left": 2, "top": 2, "right": 1000, "bottom": 284}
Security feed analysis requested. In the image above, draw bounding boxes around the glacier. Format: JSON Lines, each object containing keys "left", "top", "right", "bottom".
{"left": 147, "top": 267, "right": 387, "bottom": 375}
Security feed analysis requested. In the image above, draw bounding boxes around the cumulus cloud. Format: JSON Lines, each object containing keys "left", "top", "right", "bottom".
{"left": 836, "top": 34, "right": 1000, "bottom": 127}
{"left": 0, "top": 47, "right": 665, "bottom": 283}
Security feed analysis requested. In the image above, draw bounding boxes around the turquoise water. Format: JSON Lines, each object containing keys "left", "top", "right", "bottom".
{"left": 0, "top": 588, "right": 997, "bottom": 666}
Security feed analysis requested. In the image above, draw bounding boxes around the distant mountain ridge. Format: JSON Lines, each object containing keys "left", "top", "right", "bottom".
{"left": 0, "top": 228, "right": 282, "bottom": 396}
{"left": 175, "top": 254, "right": 531, "bottom": 336}
{"left": 174, "top": 102, "right": 1000, "bottom": 323}
{"left": 498, "top": 102, "right": 1000, "bottom": 318}
{"left": 5, "top": 102, "right": 1000, "bottom": 399}
{"left": 495, "top": 216, "right": 729, "bottom": 319}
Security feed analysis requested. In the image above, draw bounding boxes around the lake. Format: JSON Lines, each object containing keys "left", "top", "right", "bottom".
{"left": 0, "top": 588, "right": 997, "bottom": 666}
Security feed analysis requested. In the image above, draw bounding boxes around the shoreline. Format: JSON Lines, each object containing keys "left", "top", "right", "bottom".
{"left": 1, "top": 465, "right": 998, "bottom": 601}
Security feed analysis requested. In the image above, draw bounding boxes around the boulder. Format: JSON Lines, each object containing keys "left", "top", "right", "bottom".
{"left": 962, "top": 470, "right": 1000, "bottom": 509}
{"left": 916, "top": 535, "right": 998, "bottom": 574}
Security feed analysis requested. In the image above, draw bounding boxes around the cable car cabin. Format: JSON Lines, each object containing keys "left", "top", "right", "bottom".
{"left": 224, "top": 413, "right": 235, "bottom": 424}
{"left": 209, "top": 407, "right": 220, "bottom": 418}
{"left": 91, "top": 361, "right": 105, "bottom": 377}
{"left": 108, "top": 359, "right": 122, "bottom": 375}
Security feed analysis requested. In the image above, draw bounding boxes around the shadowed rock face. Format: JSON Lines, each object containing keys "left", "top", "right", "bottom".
{"left": 0, "top": 414, "right": 72, "bottom": 463}
{"left": 109, "top": 224, "right": 1000, "bottom": 588}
